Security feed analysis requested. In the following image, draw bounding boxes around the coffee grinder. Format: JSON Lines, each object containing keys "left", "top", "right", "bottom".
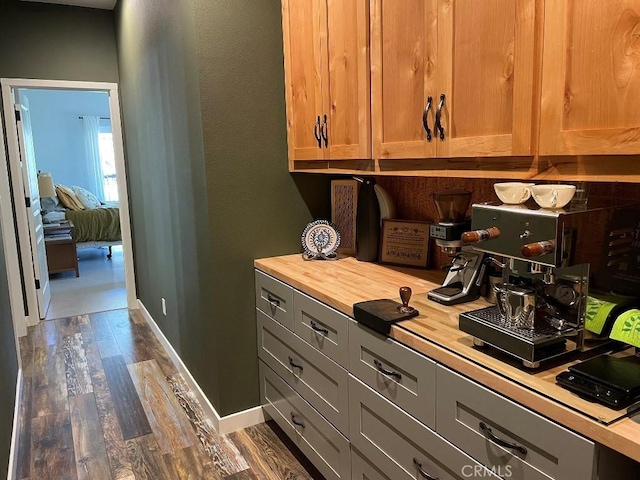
{"left": 428, "top": 190, "right": 485, "bottom": 305}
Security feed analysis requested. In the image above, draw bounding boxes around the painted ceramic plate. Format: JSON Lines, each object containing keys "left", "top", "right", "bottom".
{"left": 301, "top": 220, "right": 341, "bottom": 256}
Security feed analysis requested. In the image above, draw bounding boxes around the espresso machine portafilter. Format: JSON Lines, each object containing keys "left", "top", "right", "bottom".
{"left": 457, "top": 199, "right": 640, "bottom": 368}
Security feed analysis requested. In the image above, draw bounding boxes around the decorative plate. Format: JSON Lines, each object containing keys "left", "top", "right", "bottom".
{"left": 301, "top": 220, "right": 341, "bottom": 256}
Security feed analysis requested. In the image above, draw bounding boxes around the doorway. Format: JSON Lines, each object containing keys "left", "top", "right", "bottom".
{"left": 0, "top": 78, "right": 136, "bottom": 336}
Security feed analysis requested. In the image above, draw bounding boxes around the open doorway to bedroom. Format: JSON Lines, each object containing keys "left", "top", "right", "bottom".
{"left": 20, "top": 88, "right": 125, "bottom": 320}
{"left": 0, "top": 78, "right": 136, "bottom": 335}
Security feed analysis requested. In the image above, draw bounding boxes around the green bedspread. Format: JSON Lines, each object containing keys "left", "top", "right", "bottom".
{"left": 66, "top": 207, "right": 121, "bottom": 242}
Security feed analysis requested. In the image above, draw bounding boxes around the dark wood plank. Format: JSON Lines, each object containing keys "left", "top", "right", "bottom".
{"left": 69, "top": 393, "right": 111, "bottom": 480}
{"left": 163, "top": 446, "right": 217, "bottom": 480}
{"left": 228, "top": 422, "right": 321, "bottom": 480}
{"left": 128, "top": 360, "right": 198, "bottom": 454}
{"left": 133, "top": 319, "right": 178, "bottom": 377}
{"left": 96, "top": 337, "right": 122, "bottom": 359}
{"left": 126, "top": 434, "right": 173, "bottom": 480}
{"left": 33, "top": 320, "right": 59, "bottom": 346}
{"left": 31, "top": 412, "right": 77, "bottom": 480}
{"left": 108, "top": 311, "right": 154, "bottom": 364}
{"left": 63, "top": 333, "right": 93, "bottom": 396}
{"left": 57, "top": 315, "right": 91, "bottom": 338}
{"left": 225, "top": 470, "right": 259, "bottom": 480}
{"left": 32, "top": 342, "right": 68, "bottom": 416}
{"left": 16, "top": 373, "right": 32, "bottom": 480}
{"left": 167, "top": 374, "right": 249, "bottom": 476}
{"left": 89, "top": 311, "right": 113, "bottom": 341}
{"left": 91, "top": 370, "right": 136, "bottom": 480}
{"left": 102, "top": 355, "right": 152, "bottom": 440}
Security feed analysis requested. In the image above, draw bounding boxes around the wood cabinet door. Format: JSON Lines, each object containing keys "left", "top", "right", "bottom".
{"left": 540, "top": 1, "right": 640, "bottom": 155}
{"left": 371, "top": 0, "right": 438, "bottom": 160}
{"left": 282, "top": 0, "right": 326, "bottom": 162}
{"left": 436, "top": 0, "right": 537, "bottom": 157}
{"left": 325, "top": 0, "right": 371, "bottom": 159}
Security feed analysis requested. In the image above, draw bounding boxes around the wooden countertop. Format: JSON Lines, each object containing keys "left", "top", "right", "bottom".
{"left": 255, "top": 254, "right": 640, "bottom": 463}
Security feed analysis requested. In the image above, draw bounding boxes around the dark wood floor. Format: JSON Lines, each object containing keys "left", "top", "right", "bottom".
{"left": 17, "top": 309, "right": 323, "bottom": 480}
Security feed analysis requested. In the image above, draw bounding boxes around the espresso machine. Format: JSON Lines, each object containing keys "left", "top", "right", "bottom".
{"left": 428, "top": 190, "right": 485, "bottom": 305}
{"left": 458, "top": 198, "right": 640, "bottom": 368}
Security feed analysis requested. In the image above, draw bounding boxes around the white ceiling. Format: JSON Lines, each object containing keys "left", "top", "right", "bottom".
{"left": 21, "top": 0, "right": 116, "bottom": 9}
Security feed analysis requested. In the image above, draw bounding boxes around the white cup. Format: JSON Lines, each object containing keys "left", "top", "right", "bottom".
{"left": 493, "top": 182, "right": 534, "bottom": 204}
{"left": 531, "top": 184, "right": 576, "bottom": 209}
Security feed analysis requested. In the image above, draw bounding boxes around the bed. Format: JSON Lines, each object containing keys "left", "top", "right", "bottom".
{"left": 43, "top": 205, "right": 121, "bottom": 258}
{"left": 65, "top": 206, "right": 121, "bottom": 258}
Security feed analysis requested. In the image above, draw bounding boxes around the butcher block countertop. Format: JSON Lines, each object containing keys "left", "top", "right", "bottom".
{"left": 254, "top": 254, "right": 640, "bottom": 463}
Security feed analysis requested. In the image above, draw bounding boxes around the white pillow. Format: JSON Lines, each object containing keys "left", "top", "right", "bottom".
{"left": 72, "top": 186, "right": 102, "bottom": 209}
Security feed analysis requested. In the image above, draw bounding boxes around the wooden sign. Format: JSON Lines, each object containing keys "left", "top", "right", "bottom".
{"left": 379, "top": 219, "right": 430, "bottom": 268}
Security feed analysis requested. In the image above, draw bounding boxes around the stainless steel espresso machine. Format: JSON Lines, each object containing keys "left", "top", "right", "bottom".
{"left": 458, "top": 198, "right": 640, "bottom": 368}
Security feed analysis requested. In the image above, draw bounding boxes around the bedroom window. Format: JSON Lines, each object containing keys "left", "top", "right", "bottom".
{"left": 98, "top": 129, "right": 118, "bottom": 202}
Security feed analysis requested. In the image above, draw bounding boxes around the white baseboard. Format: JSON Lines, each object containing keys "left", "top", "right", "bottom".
{"left": 7, "top": 369, "right": 23, "bottom": 480}
{"left": 137, "top": 300, "right": 264, "bottom": 436}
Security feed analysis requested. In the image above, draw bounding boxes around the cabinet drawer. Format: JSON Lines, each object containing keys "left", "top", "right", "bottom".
{"left": 257, "top": 310, "right": 349, "bottom": 436}
{"left": 255, "top": 270, "right": 294, "bottom": 330}
{"left": 436, "top": 366, "right": 595, "bottom": 480}
{"left": 349, "top": 376, "right": 500, "bottom": 480}
{"left": 352, "top": 448, "right": 392, "bottom": 480}
{"left": 259, "top": 362, "right": 350, "bottom": 480}
{"left": 293, "top": 290, "right": 351, "bottom": 369}
{"left": 348, "top": 321, "right": 436, "bottom": 428}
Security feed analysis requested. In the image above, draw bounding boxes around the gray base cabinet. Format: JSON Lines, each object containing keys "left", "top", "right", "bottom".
{"left": 254, "top": 268, "right": 623, "bottom": 480}
{"left": 436, "top": 365, "right": 595, "bottom": 480}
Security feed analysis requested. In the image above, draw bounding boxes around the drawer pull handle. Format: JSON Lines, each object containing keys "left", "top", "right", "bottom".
{"left": 434, "top": 93, "right": 446, "bottom": 141}
{"left": 422, "top": 96, "right": 433, "bottom": 142}
{"left": 479, "top": 422, "right": 527, "bottom": 455}
{"left": 288, "top": 356, "right": 303, "bottom": 371}
{"left": 413, "top": 458, "right": 439, "bottom": 480}
{"left": 290, "top": 412, "right": 305, "bottom": 428}
{"left": 266, "top": 294, "right": 280, "bottom": 307}
{"left": 374, "top": 359, "right": 402, "bottom": 380}
{"left": 310, "top": 320, "right": 329, "bottom": 335}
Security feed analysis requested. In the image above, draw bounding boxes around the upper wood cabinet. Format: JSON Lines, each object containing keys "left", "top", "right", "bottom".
{"left": 539, "top": 1, "right": 640, "bottom": 155}
{"left": 281, "top": 0, "right": 371, "bottom": 165}
{"left": 371, "top": 0, "right": 539, "bottom": 159}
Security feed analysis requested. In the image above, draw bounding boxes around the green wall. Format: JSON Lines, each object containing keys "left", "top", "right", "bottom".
{"left": 116, "top": 0, "right": 331, "bottom": 416}
{"left": 0, "top": 0, "right": 118, "bottom": 82}
{"left": 0, "top": 228, "right": 19, "bottom": 478}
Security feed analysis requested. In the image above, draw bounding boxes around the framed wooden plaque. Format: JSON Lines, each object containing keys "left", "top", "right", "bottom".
{"left": 379, "top": 219, "right": 429, "bottom": 268}
{"left": 331, "top": 179, "right": 358, "bottom": 255}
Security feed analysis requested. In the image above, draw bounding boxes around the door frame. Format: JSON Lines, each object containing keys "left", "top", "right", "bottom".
{"left": 0, "top": 78, "right": 137, "bottom": 335}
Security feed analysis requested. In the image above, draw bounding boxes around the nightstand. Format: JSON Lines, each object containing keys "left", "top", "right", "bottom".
{"left": 44, "top": 221, "right": 79, "bottom": 277}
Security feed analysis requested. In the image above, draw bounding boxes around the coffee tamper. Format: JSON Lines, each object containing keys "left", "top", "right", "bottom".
{"left": 397, "top": 286, "right": 416, "bottom": 314}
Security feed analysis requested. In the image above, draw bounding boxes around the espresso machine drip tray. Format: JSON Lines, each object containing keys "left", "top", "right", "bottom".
{"left": 459, "top": 306, "right": 572, "bottom": 368}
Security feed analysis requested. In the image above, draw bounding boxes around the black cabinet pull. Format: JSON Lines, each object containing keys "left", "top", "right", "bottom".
{"left": 434, "top": 93, "right": 446, "bottom": 141}
{"left": 413, "top": 458, "right": 439, "bottom": 480}
{"left": 321, "top": 114, "right": 328, "bottom": 147}
{"left": 288, "top": 356, "right": 303, "bottom": 371}
{"left": 479, "top": 422, "right": 527, "bottom": 455}
{"left": 291, "top": 412, "right": 305, "bottom": 428}
{"left": 422, "top": 96, "right": 433, "bottom": 142}
{"left": 266, "top": 294, "right": 280, "bottom": 307}
{"left": 310, "top": 320, "right": 328, "bottom": 335}
{"left": 374, "top": 359, "right": 401, "bottom": 380}
{"left": 314, "top": 115, "right": 322, "bottom": 148}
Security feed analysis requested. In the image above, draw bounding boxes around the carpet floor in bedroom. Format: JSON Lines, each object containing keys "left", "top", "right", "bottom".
{"left": 46, "top": 245, "right": 127, "bottom": 320}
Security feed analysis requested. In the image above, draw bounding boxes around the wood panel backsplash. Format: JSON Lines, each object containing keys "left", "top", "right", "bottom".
{"left": 375, "top": 176, "right": 640, "bottom": 269}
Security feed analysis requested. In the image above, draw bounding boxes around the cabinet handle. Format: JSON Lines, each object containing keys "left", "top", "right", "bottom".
{"left": 434, "top": 93, "right": 446, "bottom": 141}
{"left": 288, "top": 356, "right": 303, "bottom": 371}
{"left": 290, "top": 412, "right": 305, "bottom": 428}
{"left": 422, "top": 96, "right": 433, "bottom": 142}
{"left": 374, "top": 359, "right": 401, "bottom": 380}
{"left": 314, "top": 116, "right": 322, "bottom": 148}
{"left": 479, "top": 422, "right": 527, "bottom": 455}
{"left": 321, "top": 114, "right": 328, "bottom": 147}
{"left": 413, "top": 458, "right": 439, "bottom": 480}
{"left": 310, "top": 320, "right": 329, "bottom": 335}
{"left": 266, "top": 294, "right": 280, "bottom": 307}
